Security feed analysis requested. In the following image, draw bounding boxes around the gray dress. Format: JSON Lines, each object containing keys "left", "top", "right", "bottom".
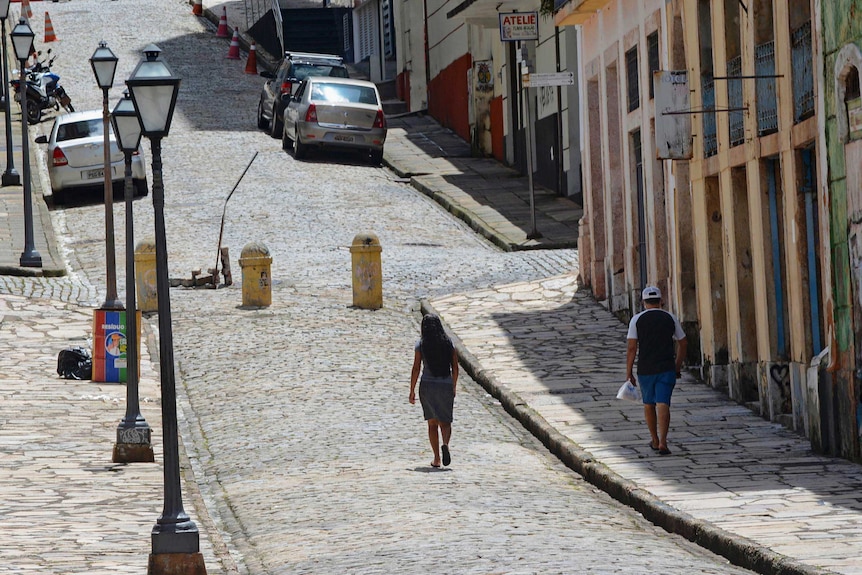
{"left": 416, "top": 340, "right": 455, "bottom": 423}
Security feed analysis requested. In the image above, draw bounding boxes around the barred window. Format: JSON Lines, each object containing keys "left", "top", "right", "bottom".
{"left": 647, "top": 32, "right": 659, "bottom": 99}
{"left": 626, "top": 46, "right": 639, "bottom": 111}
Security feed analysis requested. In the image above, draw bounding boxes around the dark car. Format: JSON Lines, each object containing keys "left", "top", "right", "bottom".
{"left": 257, "top": 52, "right": 349, "bottom": 138}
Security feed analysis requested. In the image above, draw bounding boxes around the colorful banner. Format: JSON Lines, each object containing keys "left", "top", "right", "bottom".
{"left": 92, "top": 310, "right": 139, "bottom": 383}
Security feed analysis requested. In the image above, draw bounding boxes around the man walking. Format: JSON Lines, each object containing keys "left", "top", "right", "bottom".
{"left": 626, "top": 286, "right": 687, "bottom": 455}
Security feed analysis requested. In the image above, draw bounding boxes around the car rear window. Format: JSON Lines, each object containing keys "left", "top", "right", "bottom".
{"left": 310, "top": 83, "right": 378, "bottom": 105}
{"left": 293, "top": 63, "right": 349, "bottom": 81}
{"left": 57, "top": 119, "right": 105, "bottom": 142}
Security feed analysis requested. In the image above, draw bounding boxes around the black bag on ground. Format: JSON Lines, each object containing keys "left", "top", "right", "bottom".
{"left": 57, "top": 347, "right": 92, "bottom": 380}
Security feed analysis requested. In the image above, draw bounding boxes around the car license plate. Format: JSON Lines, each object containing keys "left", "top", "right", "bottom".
{"left": 85, "top": 168, "right": 104, "bottom": 180}
{"left": 334, "top": 134, "right": 354, "bottom": 142}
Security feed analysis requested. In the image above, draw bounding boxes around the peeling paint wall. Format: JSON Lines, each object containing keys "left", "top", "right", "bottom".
{"left": 820, "top": 0, "right": 862, "bottom": 461}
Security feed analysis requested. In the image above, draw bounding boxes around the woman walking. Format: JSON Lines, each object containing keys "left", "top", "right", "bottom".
{"left": 409, "top": 314, "right": 459, "bottom": 468}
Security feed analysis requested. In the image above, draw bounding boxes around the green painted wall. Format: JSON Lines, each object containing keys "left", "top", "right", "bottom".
{"left": 822, "top": 0, "right": 862, "bottom": 460}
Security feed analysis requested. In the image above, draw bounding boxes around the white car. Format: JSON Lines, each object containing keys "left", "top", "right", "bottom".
{"left": 35, "top": 109, "right": 148, "bottom": 204}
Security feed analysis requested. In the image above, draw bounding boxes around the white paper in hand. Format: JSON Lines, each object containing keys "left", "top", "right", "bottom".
{"left": 616, "top": 380, "right": 642, "bottom": 402}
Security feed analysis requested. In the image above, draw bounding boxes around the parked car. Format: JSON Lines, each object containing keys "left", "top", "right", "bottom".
{"left": 35, "top": 110, "right": 148, "bottom": 204}
{"left": 257, "top": 51, "right": 349, "bottom": 139}
{"left": 281, "top": 77, "right": 387, "bottom": 165}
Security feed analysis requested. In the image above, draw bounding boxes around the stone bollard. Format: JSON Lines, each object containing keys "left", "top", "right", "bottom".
{"left": 239, "top": 242, "right": 272, "bottom": 307}
{"left": 134, "top": 238, "right": 158, "bottom": 313}
{"left": 350, "top": 233, "right": 382, "bottom": 309}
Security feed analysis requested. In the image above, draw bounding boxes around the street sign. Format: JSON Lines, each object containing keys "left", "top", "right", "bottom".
{"left": 499, "top": 12, "right": 538, "bottom": 42}
{"left": 522, "top": 72, "right": 575, "bottom": 88}
{"left": 654, "top": 70, "right": 692, "bottom": 159}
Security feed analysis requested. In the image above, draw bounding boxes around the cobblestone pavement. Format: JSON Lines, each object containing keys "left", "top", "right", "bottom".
{"left": 0, "top": 0, "right": 759, "bottom": 574}
{"left": 0, "top": 293, "right": 225, "bottom": 575}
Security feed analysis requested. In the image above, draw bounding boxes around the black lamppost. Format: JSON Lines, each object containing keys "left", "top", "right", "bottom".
{"left": 126, "top": 44, "right": 205, "bottom": 574}
{"left": 11, "top": 18, "right": 40, "bottom": 267}
{"left": 0, "top": 0, "right": 19, "bottom": 186}
{"left": 90, "top": 41, "right": 123, "bottom": 309}
{"left": 110, "top": 90, "right": 153, "bottom": 465}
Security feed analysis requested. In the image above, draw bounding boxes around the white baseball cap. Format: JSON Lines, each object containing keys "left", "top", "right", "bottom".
{"left": 642, "top": 286, "right": 662, "bottom": 300}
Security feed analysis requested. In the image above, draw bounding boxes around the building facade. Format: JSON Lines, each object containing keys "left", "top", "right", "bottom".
{"left": 555, "top": 0, "right": 853, "bottom": 457}
{"left": 555, "top": 0, "right": 697, "bottom": 350}
{"left": 394, "top": 0, "right": 583, "bottom": 198}
{"left": 818, "top": 0, "right": 862, "bottom": 461}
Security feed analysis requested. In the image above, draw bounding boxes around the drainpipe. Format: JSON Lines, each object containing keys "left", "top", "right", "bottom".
{"left": 423, "top": 0, "right": 430, "bottom": 109}
{"left": 555, "top": 26, "right": 564, "bottom": 196}
{"left": 767, "top": 159, "right": 787, "bottom": 357}
{"left": 802, "top": 149, "right": 822, "bottom": 354}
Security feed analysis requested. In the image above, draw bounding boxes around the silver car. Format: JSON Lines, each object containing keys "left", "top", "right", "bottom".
{"left": 35, "top": 109, "right": 147, "bottom": 204}
{"left": 281, "top": 77, "right": 387, "bottom": 165}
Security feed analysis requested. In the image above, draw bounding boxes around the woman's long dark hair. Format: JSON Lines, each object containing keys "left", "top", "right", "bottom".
{"left": 420, "top": 314, "right": 453, "bottom": 377}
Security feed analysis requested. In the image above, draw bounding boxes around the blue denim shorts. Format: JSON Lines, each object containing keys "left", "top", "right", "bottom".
{"left": 638, "top": 371, "right": 676, "bottom": 405}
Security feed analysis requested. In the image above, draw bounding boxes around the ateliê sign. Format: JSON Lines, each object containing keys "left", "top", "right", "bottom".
{"left": 499, "top": 11, "right": 538, "bottom": 42}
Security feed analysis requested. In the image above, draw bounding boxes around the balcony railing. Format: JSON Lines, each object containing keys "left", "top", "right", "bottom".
{"left": 702, "top": 74, "right": 718, "bottom": 157}
{"left": 791, "top": 21, "right": 814, "bottom": 123}
{"left": 755, "top": 40, "right": 778, "bottom": 135}
{"left": 727, "top": 56, "right": 744, "bottom": 146}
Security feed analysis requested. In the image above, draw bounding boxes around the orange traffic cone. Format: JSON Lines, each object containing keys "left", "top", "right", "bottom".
{"left": 44, "top": 12, "right": 57, "bottom": 43}
{"left": 226, "top": 29, "right": 240, "bottom": 60}
{"left": 192, "top": 0, "right": 202, "bottom": 16}
{"left": 215, "top": 7, "right": 229, "bottom": 38}
{"left": 21, "top": 0, "right": 32, "bottom": 20}
{"left": 244, "top": 42, "right": 258, "bottom": 74}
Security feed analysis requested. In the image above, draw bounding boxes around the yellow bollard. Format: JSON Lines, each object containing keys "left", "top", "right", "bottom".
{"left": 239, "top": 242, "right": 272, "bottom": 307}
{"left": 134, "top": 238, "right": 158, "bottom": 313}
{"left": 350, "top": 233, "right": 382, "bottom": 309}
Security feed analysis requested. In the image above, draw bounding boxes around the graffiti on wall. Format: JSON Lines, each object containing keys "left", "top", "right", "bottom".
{"left": 472, "top": 60, "right": 494, "bottom": 156}
{"left": 770, "top": 363, "right": 791, "bottom": 414}
{"left": 476, "top": 61, "right": 493, "bottom": 93}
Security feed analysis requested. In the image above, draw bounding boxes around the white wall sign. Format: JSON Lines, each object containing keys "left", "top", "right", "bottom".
{"left": 499, "top": 12, "right": 538, "bottom": 42}
{"left": 523, "top": 72, "right": 575, "bottom": 87}
{"left": 654, "top": 70, "right": 693, "bottom": 160}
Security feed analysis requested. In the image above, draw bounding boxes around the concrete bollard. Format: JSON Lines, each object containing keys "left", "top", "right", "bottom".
{"left": 239, "top": 242, "right": 272, "bottom": 307}
{"left": 134, "top": 238, "right": 158, "bottom": 313}
{"left": 350, "top": 233, "right": 382, "bottom": 309}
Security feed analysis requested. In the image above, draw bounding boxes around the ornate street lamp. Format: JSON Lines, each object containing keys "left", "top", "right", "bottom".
{"left": 90, "top": 41, "right": 123, "bottom": 310}
{"left": 0, "top": 0, "right": 19, "bottom": 186}
{"left": 126, "top": 44, "right": 205, "bottom": 575}
{"left": 11, "top": 18, "right": 40, "bottom": 267}
{"left": 110, "top": 90, "right": 153, "bottom": 464}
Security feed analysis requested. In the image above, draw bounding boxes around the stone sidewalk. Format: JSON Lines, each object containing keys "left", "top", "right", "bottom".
{"left": 0, "top": 294, "right": 229, "bottom": 574}
{"left": 0, "top": 100, "right": 64, "bottom": 276}
{"left": 425, "top": 276, "right": 862, "bottom": 575}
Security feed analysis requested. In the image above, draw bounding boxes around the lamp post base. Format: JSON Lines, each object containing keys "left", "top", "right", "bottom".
{"left": 2, "top": 170, "right": 20, "bottom": 186}
{"left": 113, "top": 423, "right": 154, "bottom": 463}
{"left": 147, "top": 552, "right": 207, "bottom": 575}
{"left": 19, "top": 252, "right": 42, "bottom": 267}
{"left": 113, "top": 442, "right": 155, "bottom": 463}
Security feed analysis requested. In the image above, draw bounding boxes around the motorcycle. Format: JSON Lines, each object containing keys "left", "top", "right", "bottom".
{"left": 10, "top": 50, "right": 74, "bottom": 125}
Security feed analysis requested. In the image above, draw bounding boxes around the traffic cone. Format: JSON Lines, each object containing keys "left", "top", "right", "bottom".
{"left": 226, "top": 29, "right": 240, "bottom": 60}
{"left": 20, "top": 0, "right": 32, "bottom": 20}
{"left": 44, "top": 12, "right": 57, "bottom": 43}
{"left": 244, "top": 41, "right": 258, "bottom": 74}
{"left": 192, "top": 0, "right": 202, "bottom": 16}
{"left": 215, "top": 7, "right": 229, "bottom": 38}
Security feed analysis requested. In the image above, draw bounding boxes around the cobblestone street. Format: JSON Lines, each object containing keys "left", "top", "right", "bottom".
{"left": 0, "top": 0, "right": 761, "bottom": 573}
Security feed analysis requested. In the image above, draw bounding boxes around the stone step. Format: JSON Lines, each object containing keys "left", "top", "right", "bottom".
{"left": 383, "top": 99, "right": 408, "bottom": 116}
